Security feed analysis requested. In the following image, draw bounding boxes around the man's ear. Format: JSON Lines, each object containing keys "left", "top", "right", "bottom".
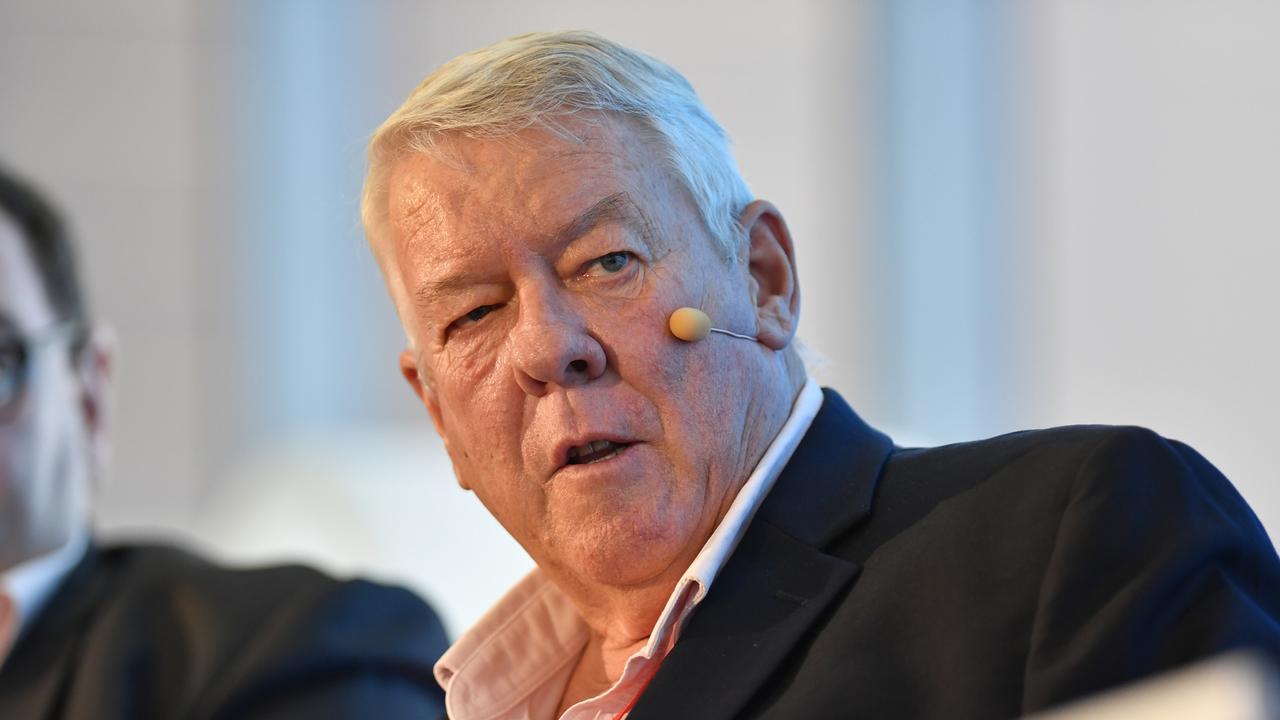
{"left": 400, "top": 349, "right": 446, "bottom": 436}
{"left": 400, "top": 350, "right": 471, "bottom": 491}
{"left": 76, "top": 325, "right": 116, "bottom": 487}
{"left": 738, "top": 200, "right": 800, "bottom": 350}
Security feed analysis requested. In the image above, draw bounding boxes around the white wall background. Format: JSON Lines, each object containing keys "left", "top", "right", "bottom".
{"left": 1, "top": 0, "right": 1275, "bottom": 635}
{"left": 1026, "top": 0, "right": 1280, "bottom": 533}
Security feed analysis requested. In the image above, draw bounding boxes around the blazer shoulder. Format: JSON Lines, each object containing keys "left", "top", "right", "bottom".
{"left": 101, "top": 543, "right": 336, "bottom": 591}
{"left": 881, "top": 421, "right": 1278, "bottom": 627}
{"left": 959, "top": 424, "right": 1261, "bottom": 532}
{"left": 98, "top": 542, "right": 445, "bottom": 645}
{"left": 885, "top": 423, "right": 1232, "bottom": 497}
{"left": 87, "top": 543, "right": 448, "bottom": 718}
{"left": 853, "top": 424, "right": 1272, "bottom": 562}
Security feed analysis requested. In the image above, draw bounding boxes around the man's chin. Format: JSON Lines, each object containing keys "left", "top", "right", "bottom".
{"left": 548, "top": 517, "right": 701, "bottom": 592}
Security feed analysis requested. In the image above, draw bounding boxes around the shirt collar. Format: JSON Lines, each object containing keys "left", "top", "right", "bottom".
{"left": 437, "top": 570, "right": 590, "bottom": 719}
{"left": 676, "top": 376, "right": 823, "bottom": 603}
{"left": 0, "top": 524, "right": 89, "bottom": 643}
{"left": 436, "top": 377, "right": 823, "bottom": 719}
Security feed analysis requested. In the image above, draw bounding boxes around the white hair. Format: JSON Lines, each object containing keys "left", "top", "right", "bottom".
{"left": 361, "top": 30, "right": 754, "bottom": 265}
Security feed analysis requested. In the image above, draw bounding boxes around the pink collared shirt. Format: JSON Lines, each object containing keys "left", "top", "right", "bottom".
{"left": 435, "top": 378, "right": 823, "bottom": 720}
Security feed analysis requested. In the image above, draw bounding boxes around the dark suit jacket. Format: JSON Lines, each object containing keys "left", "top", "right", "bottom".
{"left": 631, "top": 389, "right": 1280, "bottom": 719}
{"left": 0, "top": 543, "right": 448, "bottom": 719}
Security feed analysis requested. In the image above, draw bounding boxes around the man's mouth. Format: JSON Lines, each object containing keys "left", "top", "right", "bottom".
{"left": 565, "top": 440, "right": 632, "bottom": 466}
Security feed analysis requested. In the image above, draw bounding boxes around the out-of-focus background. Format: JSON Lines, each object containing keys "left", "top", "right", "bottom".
{"left": 1, "top": 0, "right": 1276, "bottom": 636}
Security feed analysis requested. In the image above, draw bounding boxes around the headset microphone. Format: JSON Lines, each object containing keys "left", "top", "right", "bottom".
{"left": 668, "top": 307, "right": 758, "bottom": 343}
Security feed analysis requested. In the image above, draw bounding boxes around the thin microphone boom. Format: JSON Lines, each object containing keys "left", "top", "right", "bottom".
{"left": 709, "top": 327, "right": 757, "bottom": 341}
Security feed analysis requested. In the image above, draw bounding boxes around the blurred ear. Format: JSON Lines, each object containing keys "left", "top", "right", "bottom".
{"left": 738, "top": 200, "right": 800, "bottom": 350}
{"left": 396, "top": 348, "right": 473, "bottom": 486}
{"left": 400, "top": 348, "right": 470, "bottom": 490}
{"left": 76, "top": 325, "right": 116, "bottom": 486}
{"left": 400, "top": 349, "right": 444, "bottom": 435}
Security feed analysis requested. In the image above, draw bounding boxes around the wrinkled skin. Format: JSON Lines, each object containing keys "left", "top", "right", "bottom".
{"left": 380, "top": 114, "right": 804, "bottom": 609}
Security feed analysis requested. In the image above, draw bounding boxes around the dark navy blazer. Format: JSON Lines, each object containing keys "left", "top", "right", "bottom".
{"left": 0, "top": 543, "right": 447, "bottom": 719}
{"left": 630, "top": 389, "right": 1280, "bottom": 719}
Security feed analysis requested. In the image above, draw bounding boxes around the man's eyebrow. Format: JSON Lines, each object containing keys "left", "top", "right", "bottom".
{"left": 412, "top": 192, "right": 653, "bottom": 312}
{"left": 554, "top": 191, "right": 652, "bottom": 247}
{"left": 414, "top": 275, "right": 476, "bottom": 312}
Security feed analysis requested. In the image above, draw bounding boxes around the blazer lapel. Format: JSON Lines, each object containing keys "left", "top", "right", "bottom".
{"left": 630, "top": 390, "right": 893, "bottom": 720}
{"left": 0, "top": 544, "right": 106, "bottom": 720}
{"left": 755, "top": 389, "right": 894, "bottom": 548}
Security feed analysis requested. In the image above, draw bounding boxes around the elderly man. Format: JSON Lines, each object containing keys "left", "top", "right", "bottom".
{"left": 0, "top": 164, "right": 448, "bottom": 719}
{"left": 361, "top": 31, "right": 1280, "bottom": 719}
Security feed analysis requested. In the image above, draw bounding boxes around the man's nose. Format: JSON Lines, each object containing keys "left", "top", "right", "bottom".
{"left": 506, "top": 291, "right": 606, "bottom": 397}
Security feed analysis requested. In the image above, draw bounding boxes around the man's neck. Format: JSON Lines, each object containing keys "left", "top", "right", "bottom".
{"left": 557, "top": 549, "right": 695, "bottom": 649}
{"left": 555, "top": 630, "right": 649, "bottom": 715}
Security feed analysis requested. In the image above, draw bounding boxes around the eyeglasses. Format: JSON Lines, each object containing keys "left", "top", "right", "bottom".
{"left": 0, "top": 321, "right": 80, "bottom": 421}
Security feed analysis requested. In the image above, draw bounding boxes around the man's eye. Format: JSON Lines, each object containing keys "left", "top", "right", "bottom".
{"left": 586, "top": 251, "right": 632, "bottom": 277}
{"left": 451, "top": 304, "right": 499, "bottom": 331}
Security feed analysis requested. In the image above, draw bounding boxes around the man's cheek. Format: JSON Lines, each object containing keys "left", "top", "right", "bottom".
{"left": 603, "top": 301, "right": 691, "bottom": 385}
{"left": 443, "top": 388, "right": 515, "bottom": 464}
{"left": 0, "top": 428, "right": 34, "bottom": 494}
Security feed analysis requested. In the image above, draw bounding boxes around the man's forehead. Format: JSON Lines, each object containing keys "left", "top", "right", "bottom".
{"left": 387, "top": 129, "right": 655, "bottom": 255}
{"left": 394, "top": 136, "right": 634, "bottom": 200}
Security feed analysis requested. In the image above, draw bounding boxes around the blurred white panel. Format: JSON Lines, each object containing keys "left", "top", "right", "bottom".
{"left": 876, "top": 0, "right": 1018, "bottom": 443}
{"left": 1026, "top": 652, "right": 1278, "bottom": 720}
{"left": 1028, "top": 0, "right": 1280, "bottom": 534}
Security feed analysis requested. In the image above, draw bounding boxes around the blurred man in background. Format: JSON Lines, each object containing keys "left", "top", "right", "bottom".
{"left": 0, "top": 164, "right": 448, "bottom": 719}
{"left": 362, "top": 31, "right": 1280, "bottom": 719}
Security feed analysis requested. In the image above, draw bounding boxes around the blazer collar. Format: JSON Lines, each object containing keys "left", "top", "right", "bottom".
{"left": 630, "top": 389, "right": 894, "bottom": 720}
{"left": 0, "top": 542, "right": 106, "bottom": 719}
{"left": 755, "top": 388, "right": 895, "bottom": 547}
